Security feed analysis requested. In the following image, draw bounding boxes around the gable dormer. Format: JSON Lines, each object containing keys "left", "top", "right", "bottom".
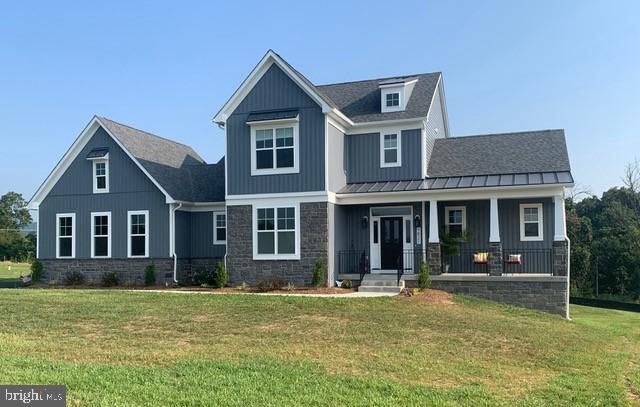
{"left": 379, "top": 77, "right": 418, "bottom": 113}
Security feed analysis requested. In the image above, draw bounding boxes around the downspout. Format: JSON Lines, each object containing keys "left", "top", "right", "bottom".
{"left": 566, "top": 237, "right": 571, "bottom": 320}
{"left": 171, "top": 202, "right": 183, "bottom": 284}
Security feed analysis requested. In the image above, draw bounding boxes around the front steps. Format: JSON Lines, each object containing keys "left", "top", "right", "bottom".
{"left": 358, "top": 274, "right": 405, "bottom": 294}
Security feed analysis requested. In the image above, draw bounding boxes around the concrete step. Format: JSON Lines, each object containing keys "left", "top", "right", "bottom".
{"left": 358, "top": 285, "right": 403, "bottom": 294}
{"left": 360, "top": 280, "right": 403, "bottom": 287}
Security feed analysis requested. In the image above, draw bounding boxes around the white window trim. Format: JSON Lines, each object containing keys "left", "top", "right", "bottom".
{"left": 55, "top": 213, "right": 75, "bottom": 259}
{"left": 213, "top": 211, "right": 227, "bottom": 245}
{"left": 93, "top": 159, "right": 109, "bottom": 194}
{"left": 250, "top": 119, "right": 299, "bottom": 176}
{"left": 444, "top": 206, "right": 467, "bottom": 235}
{"left": 520, "top": 203, "right": 544, "bottom": 241}
{"left": 91, "top": 211, "right": 112, "bottom": 259}
{"left": 380, "top": 130, "right": 402, "bottom": 168}
{"left": 127, "top": 210, "right": 149, "bottom": 258}
{"left": 385, "top": 92, "right": 401, "bottom": 108}
{"left": 252, "top": 202, "right": 300, "bottom": 260}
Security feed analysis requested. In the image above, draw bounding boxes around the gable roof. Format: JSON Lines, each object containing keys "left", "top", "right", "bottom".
{"left": 29, "top": 116, "right": 224, "bottom": 208}
{"left": 317, "top": 72, "right": 441, "bottom": 123}
{"left": 427, "top": 129, "right": 571, "bottom": 177}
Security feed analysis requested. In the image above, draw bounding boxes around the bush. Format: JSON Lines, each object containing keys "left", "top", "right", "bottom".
{"left": 312, "top": 257, "right": 325, "bottom": 287}
{"left": 30, "top": 260, "right": 43, "bottom": 281}
{"left": 144, "top": 262, "right": 156, "bottom": 286}
{"left": 418, "top": 261, "right": 431, "bottom": 289}
{"left": 64, "top": 271, "right": 85, "bottom": 286}
{"left": 192, "top": 267, "right": 216, "bottom": 286}
{"left": 284, "top": 282, "right": 296, "bottom": 291}
{"left": 101, "top": 272, "right": 119, "bottom": 287}
{"left": 256, "top": 277, "right": 285, "bottom": 292}
{"left": 340, "top": 279, "right": 352, "bottom": 289}
{"left": 213, "top": 261, "right": 228, "bottom": 288}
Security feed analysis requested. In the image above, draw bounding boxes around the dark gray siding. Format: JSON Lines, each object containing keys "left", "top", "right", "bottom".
{"left": 175, "top": 211, "right": 226, "bottom": 259}
{"left": 175, "top": 211, "right": 191, "bottom": 258}
{"left": 39, "top": 127, "right": 170, "bottom": 259}
{"left": 226, "top": 64, "right": 325, "bottom": 195}
{"left": 327, "top": 122, "right": 346, "bottom": 192}
{"left": 437, "top": 200, "right": 489, "bottom": 249}
{"left": 345, "top": 129, "right": 422, "bottom": 183}
{"left": 425, "top": 85, "right": 446, "bottom": 173}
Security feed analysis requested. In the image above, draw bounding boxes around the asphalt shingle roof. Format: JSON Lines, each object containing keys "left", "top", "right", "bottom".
{"left": 98, "top": 117, "right": 225, "bottom": 202}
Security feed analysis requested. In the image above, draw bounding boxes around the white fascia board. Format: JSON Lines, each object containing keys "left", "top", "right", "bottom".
{"left": 213, "top": 50, "right": 336, "bottom": 124}
{"left": 176, "top": 202, "right": 226, "bottom": 212}
{"left": 346, "top": 118, "right": 426, "bottom": 134}
{"left": 226, "top": 191, "right": 328, "bottom": 206}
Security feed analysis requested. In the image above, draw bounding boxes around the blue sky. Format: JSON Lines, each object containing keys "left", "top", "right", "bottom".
{"left": 1, "top": 0, "right": 639, "bottom": 199}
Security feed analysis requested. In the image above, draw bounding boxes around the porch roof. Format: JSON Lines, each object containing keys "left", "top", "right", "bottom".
{"left": 336, "top": 171, "right": 574, "bottom": 194}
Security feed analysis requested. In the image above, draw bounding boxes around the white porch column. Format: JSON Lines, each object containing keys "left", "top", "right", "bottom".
{"left": 489, "top": 197, "right": 501, "bottom": 242}
{"left": 428, "top": 199, "right": 439, "bottom": 243}
{"left": 554, "top": 194, "right": 567, "bottom": 241}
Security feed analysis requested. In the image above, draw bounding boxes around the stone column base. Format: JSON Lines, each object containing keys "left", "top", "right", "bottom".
{"left": 553, "top": 240, "right": 569, "bottom": 276}
{"left": 427, "top": 243, "right": 442, "bottom": 275}
{"left": 488, "top": 242, "right": 503, "bottom": 276}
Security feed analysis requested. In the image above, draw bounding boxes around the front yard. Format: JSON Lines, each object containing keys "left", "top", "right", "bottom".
{"left": 0, "top": 261, "right": 30, "bottom": 281}
{"left": 0, "top": 289, "right": 638, "bottom": 406}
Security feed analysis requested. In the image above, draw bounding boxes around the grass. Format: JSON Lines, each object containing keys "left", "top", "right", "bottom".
{"left": 0, "top": 289, "right": 639, "bottom": 406}
{"left": 0, "top": 261, "right": 30, "bottom": 280}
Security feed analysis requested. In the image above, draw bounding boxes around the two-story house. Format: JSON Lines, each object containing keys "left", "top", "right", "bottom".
{"left": 29, "top": 50, "right": 573, "bottom": 316}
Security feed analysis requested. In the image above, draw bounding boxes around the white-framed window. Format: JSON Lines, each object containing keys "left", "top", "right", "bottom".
{"left": 56, "top": 213, "right": 75, "bottom": 259}
{"left": 253, "top": 204, "right": 299, "bottom": 260}
{"left": 520, "top": 203, "right": 544, "bottom": 241}
{"left": 128, "top": 210, "right": 149, "bottom": 258}
{"left": 93, "top": 159, "right": 109, "bottom": 193}
{"left": 445, "top": 206, "right": 466, "bottom": 237}
{"left": 213, "top": 212, "right": 226, "bottom": 245}
{"left": 386, "top": 92, "right": 400, "bottom": 107}
{"left": 250, "top": 120, "right": 299, "bottom": 176}
{"left": 91, "top": 211, "right": 111, "bottom": 258}
{"left": 380, "top": 131, "right": 401, "bottom": 167}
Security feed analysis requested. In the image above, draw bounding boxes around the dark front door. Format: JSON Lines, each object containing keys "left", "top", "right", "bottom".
{"left": 380, "top": 217, "right": 403, "bottom": 270}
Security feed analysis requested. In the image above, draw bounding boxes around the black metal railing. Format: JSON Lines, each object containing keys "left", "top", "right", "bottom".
{"left": 337, "top": 250, "right": 369, "bottom": 281}
{"left": 502, "top": 248, "right": 553, "bottom": 275}
{"left": 441, "top": 248, "right": 490, "bottom": 274}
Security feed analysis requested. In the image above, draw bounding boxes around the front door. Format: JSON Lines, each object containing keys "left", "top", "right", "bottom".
{"left": 380, "top": 217, "right": 403, "bottom": 270}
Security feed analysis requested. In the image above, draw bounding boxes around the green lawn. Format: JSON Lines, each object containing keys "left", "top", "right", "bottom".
{"left": 0, "top": 261, "right": 30, "bottom": 280}
{"left": 0, "top": 290, "right": 639, "bottom": 406}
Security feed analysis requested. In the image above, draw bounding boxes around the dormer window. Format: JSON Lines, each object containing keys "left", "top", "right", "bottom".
{"left": 386, "top": 92, "right": 400, "bottom": 107}
{"left": 86, "top": 148, "right": 109, "bottom": 194}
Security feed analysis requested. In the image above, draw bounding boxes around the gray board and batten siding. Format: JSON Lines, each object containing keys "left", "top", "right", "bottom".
{"left": 175, "top": 211, "right": 226, "bottom": 259}
{"left": 226, "top": 63, "right": 326, "bottom": 195}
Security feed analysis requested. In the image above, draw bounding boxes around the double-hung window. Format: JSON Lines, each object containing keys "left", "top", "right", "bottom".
{"left": 254, "top": 205, "right": 298, "bottom": 259}
{"left": 213, "top": 212, "right": 226, "bottom": 245}
{"left": 520, "top": 203, "right": 544, "bottom": 241}
{"left": 56, "top": 213, "right": 75, "bottom": 259}
{"left": 128, "top": 210, "right": 149, "bottom": 258}
{"left": 93, "top": 160, "right": 109, "bottom": 193}
{"left": 251, "top": 121, "right": 299, "bottom": 175}
{"left": 445, "top": 206, "right": 466, "bottom": 238}
{"left": 380, "top": 131, "right": 401, "bottom": 167}
{"left": 91, "top": 212, "right": 111, "bottom": 258}
{"left": 386, "top": 92, "right": 400, "bottom": 107}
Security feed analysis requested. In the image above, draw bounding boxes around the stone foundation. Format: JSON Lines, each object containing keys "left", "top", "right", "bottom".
{"left": 177, "top": 258, "right": 224, "bottom": 283}
{"left": 226, "top": 202, "right": 328, "bottom": 286}
{"left": 553, "top": 240, "right": 569, "bottom": 276}
{"left": 488, "top": 242, "right": 503, "bottom": 276}
{"left": 427, "top": 243, "right": 442, "bottom": 275}
{"left": 39, "top": 258, "right": 174, "bottom": 285}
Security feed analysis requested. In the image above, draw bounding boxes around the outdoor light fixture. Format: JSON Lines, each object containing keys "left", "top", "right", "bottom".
{"left": 361, "top": 216, "right": 369, "bottom": 229}
{"left": 414, "top": 214, "right": 421, "bottom": 228}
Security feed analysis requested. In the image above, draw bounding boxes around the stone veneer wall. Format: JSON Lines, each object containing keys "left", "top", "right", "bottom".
{"left": 40, "top": 258, "right": 174, "bottom": 285}
{"left": 226, "top": 202, "right": 328, "bottom": 286}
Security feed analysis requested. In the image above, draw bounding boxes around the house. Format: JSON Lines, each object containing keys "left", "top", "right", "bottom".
{"left": 28, "top": 50, "right": 573, "bottom": 316}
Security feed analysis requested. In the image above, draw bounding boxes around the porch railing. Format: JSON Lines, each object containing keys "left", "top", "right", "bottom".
{"left": 442, "top": 248, "right": 490, "bottom": 274}
{"left": 502, "top": 248, "right": 553, "bottom": 275}
{"left": 337, "top": 250, "right": 369, "bottom": 281}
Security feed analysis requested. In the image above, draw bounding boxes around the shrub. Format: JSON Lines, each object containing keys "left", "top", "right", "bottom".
{"left": 311, "top": 257, "right": 325, "bottom": 287}
{"left": 64, "top": 271, "right": 85, "bottom": 286}
{"left": 418, "top": 261, "right": 431, "bottom": 289}
{"left": 340, "top": 279, "right": 352, "bottom": 289}
{"left": 237, "top": 281, "right": 249, "bottom": 290}
{"left": 144, "top": 262, "right": 156, "bottom": 286}
{"left": 256, "top": 277, "right": 285, "bottom": 292}
{"left": 30, "top": 260, "right": 43, "bottom": 281}
{"left": 101, "top": 272, "right": 119, "bottom": 287}
{"left": 284, "top": 282, "right": 296, "bottom": 291}
{"left": 192, "top": 267, "right": 216, "bottom": 286}
{"left": 213, "top": 261, "right": 228, "bottom": 288}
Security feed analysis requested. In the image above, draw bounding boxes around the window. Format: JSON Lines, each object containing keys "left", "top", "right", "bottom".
{"left": 386, "top": 92, "right": 400, "bottom": 107}
{"left": 128, "top": 210, "right": 148, "bottom": 258}
{"left": 380, "top": 132, "right": 401, "bottom": 167}
{"left": 445, "top": 206, "right": 466, "bottom": 237}
{"left": 254, "top": 205, "right": 298, "bottom": 259}
{"left": 520, "top": 203, "right": 544, "bottom": 241}
{"left": 251, "top": 122, "right": 299, "bottom": 175}
{"left": 91, "top": 212, "right": 111, "bottom": 258}
{"left": 93, "top": 160, "right": 109, "bottom": 193}
{"left": 56, "top": 213, "right": 75, "bottom": 259}
{"left": 214, "top": 212, "right": 226, "bottom": 245}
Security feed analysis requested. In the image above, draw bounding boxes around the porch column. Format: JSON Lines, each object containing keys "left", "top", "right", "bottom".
{"left": 553, "top": 195, "right": 569, "bottom": 276}
{"left": 488, "top": 197, "right": 503, "bottom": 276}
{"left": 427, "top": 199, "right": 442, "bottom": 274}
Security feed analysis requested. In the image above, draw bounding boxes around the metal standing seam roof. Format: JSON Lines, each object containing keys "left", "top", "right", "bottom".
{"left": 337, "top": 171, "right": 574, "bottom": 194}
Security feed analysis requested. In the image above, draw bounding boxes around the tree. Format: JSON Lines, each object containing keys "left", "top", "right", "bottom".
{"left": 622, "top": 157, "right": 640, "bottom": 193}
{"left": 0, "top": 192, "right": 32, "bottom": 230}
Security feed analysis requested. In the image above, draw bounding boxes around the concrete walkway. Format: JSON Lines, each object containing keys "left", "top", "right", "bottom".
{"left": 126, "top": 289, "right": 398, "bottom": 298}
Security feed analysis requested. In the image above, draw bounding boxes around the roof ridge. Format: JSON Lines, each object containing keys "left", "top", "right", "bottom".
{"left": 98, "top": 116, "right": 199, "bottom": 152}
{"left": 445, "top": 129, "right": 565, "bottom": 140}
{"left": 317, "top": 72, "right": 441, "bottom": 88}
